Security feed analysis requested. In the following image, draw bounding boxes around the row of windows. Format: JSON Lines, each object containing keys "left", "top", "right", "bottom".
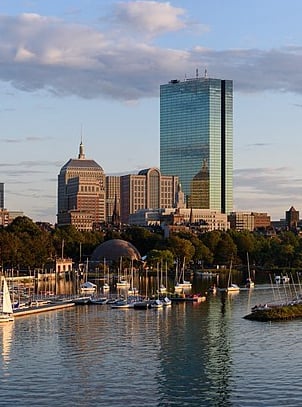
{"left": 80, "top": 186, "right": 99, "bottom": 192}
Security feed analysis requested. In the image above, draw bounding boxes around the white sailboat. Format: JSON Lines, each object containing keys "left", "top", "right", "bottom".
{"left": 246, "top": 253, "right": 255, "bottom": 289}
{"left": 102, "top": 259, "right": 110, "bottom": 291}
{"left": 0, "top": 276, "right": 14, "bottom": 323}
{"left": 226, "top": 260, "right": 240, "bottom": 293}
{"left": 174, "top": 258, "right": 192, "bottom": 290}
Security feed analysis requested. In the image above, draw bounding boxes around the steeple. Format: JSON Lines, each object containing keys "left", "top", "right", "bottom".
{"left": 78, "top": 140, "right": 85, "bottom": 159}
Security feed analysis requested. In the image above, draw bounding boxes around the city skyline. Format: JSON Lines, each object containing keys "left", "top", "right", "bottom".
{"left": 1, "top": 1, "right": 302, "bottom": 222}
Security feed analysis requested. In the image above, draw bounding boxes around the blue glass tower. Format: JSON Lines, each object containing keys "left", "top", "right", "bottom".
{"left": 160, "top": 75, "right": 233, "bottom": 214}
{"left": 0, "top": 183, "right": 4, "bottom": 209}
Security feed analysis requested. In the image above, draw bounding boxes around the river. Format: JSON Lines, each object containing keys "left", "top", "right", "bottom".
{"left": 1, "top": 283, "right": 301, "bottom": 406}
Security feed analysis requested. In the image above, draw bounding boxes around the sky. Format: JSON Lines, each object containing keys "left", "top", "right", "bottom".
{"left": 1, "top": 0, "right": 302, "bottom": 223}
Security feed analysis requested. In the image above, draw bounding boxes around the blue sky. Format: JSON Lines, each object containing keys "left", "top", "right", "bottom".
{"left": 1, "top": 0, "right": 302, "bottom": 223}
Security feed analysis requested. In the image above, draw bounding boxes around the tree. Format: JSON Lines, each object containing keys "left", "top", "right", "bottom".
{"left": 166, "top": 235, "right": 195, "bottom": 264}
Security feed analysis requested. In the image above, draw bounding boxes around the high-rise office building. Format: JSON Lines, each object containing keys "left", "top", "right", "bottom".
{"left": 57, "top": 142, "right": 106, "bottom": 231}
{"left": 0, "top": 183, "right": 4, "bottom": 209}
{"left": 160, "top": 73, "right": 233, "bottom": 214}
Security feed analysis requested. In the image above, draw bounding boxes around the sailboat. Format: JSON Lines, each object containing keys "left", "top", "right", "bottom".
{"left": 158, "top": 261, "right": 167, "bottom": 294}
{"left": 116, "top": 257, "right": 130, "bottom": 288}
{"left": 102, "top": 259, "right": 110, "bottom": 291}
{"left": 226, "top": 260, "right": 240, "bottom": 293}
{"left": 174, "top": 258, "right": 192, "bottom": 290}
{"left": 0, "top": 276, "right": 14, "bottom": 322}
{"left": 246, "top": 253, "right": 255, "bottom": 289}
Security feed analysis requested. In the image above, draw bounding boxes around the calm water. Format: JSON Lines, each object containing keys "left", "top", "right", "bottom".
{"left": 1, "top": 285, "right": 302, "bottom": 406}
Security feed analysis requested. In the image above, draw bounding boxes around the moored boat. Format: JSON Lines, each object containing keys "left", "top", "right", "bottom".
{"left": 80, "top": 281, "right": 97, "bottom": 295}
{"left": 0, "top": 276, "right": 14, "bottom": 323}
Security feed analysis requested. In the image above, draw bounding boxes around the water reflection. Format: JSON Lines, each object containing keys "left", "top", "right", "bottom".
{"left": 0, "top": 322, "right": 13, "bottom": 372}
{"left": 3, "top": 286, "right": 302, "bottom": 406}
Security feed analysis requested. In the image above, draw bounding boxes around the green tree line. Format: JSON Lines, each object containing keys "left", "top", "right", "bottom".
{"left": 1, "top": 216, "right": 302, "bottom": 271}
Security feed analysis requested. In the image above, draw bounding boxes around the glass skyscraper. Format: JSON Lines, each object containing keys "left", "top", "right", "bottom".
{"left": 160, "top": 75, "right": 233, "bottom": 214}
{"left": 0, "top": 183, "right": 4, "bottom": 209}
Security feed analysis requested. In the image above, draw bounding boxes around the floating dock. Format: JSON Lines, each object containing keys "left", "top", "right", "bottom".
{"left": 13, "top": 301, "right": 75, "bottom": 317}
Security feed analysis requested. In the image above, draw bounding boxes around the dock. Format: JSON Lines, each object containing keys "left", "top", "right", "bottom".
{"left": 13, "top": 301, "right": 75, "bottom": 317}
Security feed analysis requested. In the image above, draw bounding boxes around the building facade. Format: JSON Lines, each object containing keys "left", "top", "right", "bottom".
{"left": 285, "top": 206, "right": 299, "bottom": 230}
{"left": 160, "top": 73, "right": 233, "bottom": 214}
{"left": 252, "top": 212, "right": 271, "bottom": 230}
{"left": 120, "top": 167, "right": 179, "bottom": 224}
{"left": 129, "top": 207, "right": 229, "bottom": 233}
{"left": 57, "top": 142, "right": 106, "bottom": 231}
{"left": 106, "top": 176, "right": 121, "bottom": 224}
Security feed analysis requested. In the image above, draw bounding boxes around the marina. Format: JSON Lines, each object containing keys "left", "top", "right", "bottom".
{"left": 2, "top": 285, "right": 302, "bottom": 406}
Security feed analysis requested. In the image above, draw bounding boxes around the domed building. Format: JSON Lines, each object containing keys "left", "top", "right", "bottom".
{"left": 91, "top": 239, "right": 141, "bottom": 263}
{"left": 57, "top": 141, "right": 106, "bottom": 231}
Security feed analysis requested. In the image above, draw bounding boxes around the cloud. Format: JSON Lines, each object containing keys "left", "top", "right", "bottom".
{"left": 234, "top": 167, "right": 302, "bottom": 218}
{"left": 0, "top": 7, "right": 302, "bottom": 101}
{"left": 0, "top": 160, "right": 62, "bottom": 179}
{"left": 112, "top": 1, "right": 186, "bottom": 36}
{"left": 0, "top": 136, "right": 53, "bottom": 143}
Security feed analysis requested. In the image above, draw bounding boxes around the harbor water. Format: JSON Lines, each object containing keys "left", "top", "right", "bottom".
{"left": 1, "top": 285, "right": 302, "bottom": 406}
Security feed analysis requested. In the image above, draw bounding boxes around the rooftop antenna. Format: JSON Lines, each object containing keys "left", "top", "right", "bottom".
{"left": 196, "top": 68, "right": 199, "bottom": 78}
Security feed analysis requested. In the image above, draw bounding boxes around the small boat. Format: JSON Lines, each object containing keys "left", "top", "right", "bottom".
{"left": 175, "top": 281, "right": 192, "bottom": 290}
{"left": 0, "top": 276, "right": 14, "bottom": 323}
{"left": 128, "top": 287, "right": 139, "bottom": 296}
{"left": 116, "top": 279, "right": 130, "bottom": 288}
{"left": 282, "top": 275, "right": 290, "bottom": 284}
{"left": 80, "top": 281, "right": 97, "bottom": 294}
{"left": 226, "top": 260, "right": 240, "bottom": 293}
{"left": 102, "top": 282, "right": 110, "bottom": 291}
{"left": 162, "top": 296, "right": 172, "bottom": 306}
{"left": 89, "top": 297, "right": 107, "bottom": 305}
{"left": 246, "top": 278, "right": 255, "bottom": 289}
{"left": 226, "top": 283, "right": 240, "bottom": 293}
{"left": 133, "top": 300, "right": 150, "bottom": 310}
{"left": 150, "top": 299, "right": 163, "bottom": 308}
{"left": 174, "top": 258, "right": 192, "bottom": 290}
{"left": 274, "top": 275, "right": 281, "bottom": 284}
{"left": 111, "top": 299, "right": 134, "bottom": 309}
{"left": 246, "top": 253, "right": 255, "bottom": 289}
{"left": 73, "top": 296, "right": 91, "bottom": 305}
